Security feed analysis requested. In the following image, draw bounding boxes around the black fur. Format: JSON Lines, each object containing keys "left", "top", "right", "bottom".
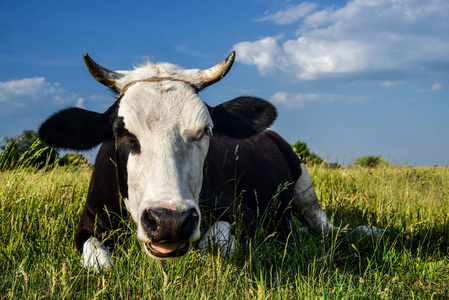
{"left": 38, "top": 101, "right": 118, "bottom": 150}
{"left": 74, "top": 140, "right": 124, "bottom": 251}
{"left": 200, "top": 130, "right": 302, "bottom": 238}
{"left": 208, "top": 96, "right": 277, "bottom": 139}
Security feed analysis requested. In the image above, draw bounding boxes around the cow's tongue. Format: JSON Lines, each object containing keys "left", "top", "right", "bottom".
{"left": 150, "top": 242, "right": 186, "bottom": 254}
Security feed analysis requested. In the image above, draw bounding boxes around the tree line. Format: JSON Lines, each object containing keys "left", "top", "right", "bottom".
{"left": 290, "top": 140, "right": 387, "bottom": 168}
{"left": 0, "top": 130, "right": 88, "bottom": 170}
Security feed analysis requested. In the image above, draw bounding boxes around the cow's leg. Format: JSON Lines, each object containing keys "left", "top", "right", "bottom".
{"left": 293, "top": 163, "right": 337, "bottom": 231}
{"left": 81, "top": 237, "right": 114, "bottom": 270}
{"left": 293, "top": 163, "right": 384, "bottom": 237}
{"left": 199, "top": 221, "right": 237, "bottom": 258}
{"left": 75, "top": 140, "right": 124, "bottom": 270}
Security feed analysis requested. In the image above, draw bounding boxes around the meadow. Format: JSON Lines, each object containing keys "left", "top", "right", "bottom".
{"left": 1, "top": 148, "right": 448, "bottom": 299}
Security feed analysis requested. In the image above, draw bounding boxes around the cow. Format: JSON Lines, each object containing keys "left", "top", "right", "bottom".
{"left": 39, "top": 52, "right": 382, "bottom": 269}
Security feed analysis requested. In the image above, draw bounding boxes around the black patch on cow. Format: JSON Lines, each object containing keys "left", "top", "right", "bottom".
{"left": 38, "top": 101, "right": 118, "bottom": 150}
{"left": 208, "top": 96, "right": 277, "bottom": 139}
{"left": 113, "top": 117, "right": 141, "bottom": 199}
{"left": 264, "top": 131, "right": 303, "bottom": 181}
{"left": 113, "top": 117, "right": 141, "bottom": 154}
{"left": 199, "top": 130, "right": 300, "bottom": 240}
{"left": 74, "top": 140, "right": 124, "bottom": 252}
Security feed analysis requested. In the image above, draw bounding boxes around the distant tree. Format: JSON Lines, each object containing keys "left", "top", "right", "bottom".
{"left": 353, "top": 155, "right": 389, "bottom": 168}
{"left": 0, "top": 130, "right": 59, "bottom": 169}
{"left": 291, "top": 140, "right": 323, "bottom": 165}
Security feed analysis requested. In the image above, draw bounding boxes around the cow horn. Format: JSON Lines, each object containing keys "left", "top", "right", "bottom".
{"left": 83, "top": 53, "right": 121, "bottom": 92}
{"left": 199, "top": 51, "right": 235, "bottom": 89}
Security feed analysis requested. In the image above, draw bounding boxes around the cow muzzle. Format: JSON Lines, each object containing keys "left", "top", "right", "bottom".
{"left": 141, "top": 207, "right": 199, "bottom": 258}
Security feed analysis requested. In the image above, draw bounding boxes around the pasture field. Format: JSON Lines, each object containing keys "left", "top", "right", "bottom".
{"left": 1, "top": 150, "right": 448, "bottom": 299}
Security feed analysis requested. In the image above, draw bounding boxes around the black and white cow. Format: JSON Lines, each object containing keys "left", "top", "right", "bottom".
{"left": 39, "top": 52, "right": 381, "bottom": 269}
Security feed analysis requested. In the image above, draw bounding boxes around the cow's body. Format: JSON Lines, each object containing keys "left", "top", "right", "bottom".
{"left": 201, "top": 130, "right": 302, "bottom": 236}
{"left": 39, "top": 52, "right": 382, "bottom": 270}
{"left": 74, "top": 130, "right": 305, "bottom": 253}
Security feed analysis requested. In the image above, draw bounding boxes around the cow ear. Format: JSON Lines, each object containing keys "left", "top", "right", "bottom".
{"left": 208, "top": 96, "right": 277, "bottom": 139}
{"left": 38, "top": 102, "right": 117, "bottom": 150}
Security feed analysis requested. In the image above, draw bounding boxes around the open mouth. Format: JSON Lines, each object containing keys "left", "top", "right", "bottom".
{"left": 144, "top": 241, "right": 190, "bottom": 258}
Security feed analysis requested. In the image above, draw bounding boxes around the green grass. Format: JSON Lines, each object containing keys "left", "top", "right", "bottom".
{"left": 1, "top": 148, "right": 448, "bottom": 299}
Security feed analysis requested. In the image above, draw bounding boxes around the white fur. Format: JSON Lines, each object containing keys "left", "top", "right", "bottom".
{"left": 353, "top": 225, "right": 385, "bottom": 238}
{"left": 113, "top": 62, "right": 204, "bottom": 91}
{"left": 81, "top": 237, "right": 114, "bottom": 270}
{"left": 293, "top": 163, "right": 337, "bottom": 231}
{"left": 199, "top": 221, "right": 237, "bottom": 258}
{"left": 119, "top": 80, "right": 211, "bottom": 245}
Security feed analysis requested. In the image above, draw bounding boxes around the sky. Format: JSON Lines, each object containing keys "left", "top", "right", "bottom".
{"left": 1, "top": 0, "right": 448, "bottom": 166}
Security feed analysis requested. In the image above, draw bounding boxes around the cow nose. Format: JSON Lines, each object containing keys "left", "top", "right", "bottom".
{"left": 141, "top": 207, "right": 199, "bottom": 242}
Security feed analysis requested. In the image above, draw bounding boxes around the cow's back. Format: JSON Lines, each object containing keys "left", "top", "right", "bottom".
{"left": 200, "top": 130, "right": 302, "bottom": 237}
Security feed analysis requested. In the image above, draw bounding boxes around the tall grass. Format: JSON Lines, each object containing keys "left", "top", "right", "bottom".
{"left": 1, "top": 147, "right": 448, "bottom": 299}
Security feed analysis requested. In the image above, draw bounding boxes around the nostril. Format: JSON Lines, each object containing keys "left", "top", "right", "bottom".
{"left": 182, "top": 209, "right": 199, "bottom": 233}
{"left": 142, "top": 209, "right": 159, "bottom": 233}
{"left": 147, "top": 218, "right": 158, "bottom": 232}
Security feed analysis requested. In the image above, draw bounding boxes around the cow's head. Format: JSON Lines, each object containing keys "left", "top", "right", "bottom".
{"left": 39, "top": 52, "right": 277, "bottom": 259}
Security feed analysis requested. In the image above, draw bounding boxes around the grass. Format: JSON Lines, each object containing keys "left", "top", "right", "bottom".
{"left": 1, "top": 147, "right": 448, "bottom": 299}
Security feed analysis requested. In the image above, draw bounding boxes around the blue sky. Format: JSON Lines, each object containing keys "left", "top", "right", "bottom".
{"left": 1, "top": 0, "right": 448, "bottom": 166}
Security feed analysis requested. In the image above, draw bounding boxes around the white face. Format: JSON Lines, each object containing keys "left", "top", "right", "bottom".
{"left": 115, "top": 80, "right": 213, "bottom": 258}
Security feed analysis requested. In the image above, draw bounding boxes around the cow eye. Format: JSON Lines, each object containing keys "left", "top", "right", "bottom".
{"left": 203, "top": 126, "right": 213, "bottom": 137}
{"left": 115, "top": 132, "right": 141, "bottom": 154}
{"left": 189, "top": 126, "right": 213, "bottom": 142}
{"left": 127, "top": 136, "right": 141, "bottom": 154}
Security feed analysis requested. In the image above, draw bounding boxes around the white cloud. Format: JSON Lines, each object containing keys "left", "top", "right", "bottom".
{"left": 0, "top": 77, "right": 45, "bottom": 102}
{"left": 75, "top": 97, "right": 84, "bottom": 108}
{"left": 0, "top": 77, "right": 81, "bottom": 117}
{"left": 234, "top": 0, "right": 449, "bottom": 82}
{"left": 234, "top": 37, "right": 283, "bottom": 75}
{"left": 253, "top": 2, "right": 319, "bottom": 25}
{"left": 431, "top": 83, "right": 442, "bottom": 91}
{"left": 270, "top": 92, "right": 320, "bottom": 108}
{"left": 380, "top": 81, "right": 404, "bottom": 88}
{"left": 270, "top": 92, "right": 370, "bottom": 108}
{"left": 0, "top": 77, "right": 78, "bottom": 105}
